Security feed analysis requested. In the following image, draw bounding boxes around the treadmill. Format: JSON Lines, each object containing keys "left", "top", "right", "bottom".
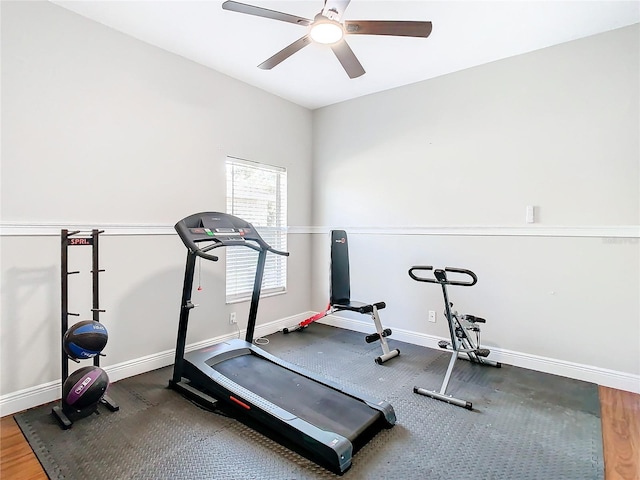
{"left": 170, "top": 212, "right": 396, "bottom": 474}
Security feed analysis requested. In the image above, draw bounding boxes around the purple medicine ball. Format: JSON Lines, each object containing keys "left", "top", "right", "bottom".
{"left": 62, "top": 366, "right": 109, "bottom": 410}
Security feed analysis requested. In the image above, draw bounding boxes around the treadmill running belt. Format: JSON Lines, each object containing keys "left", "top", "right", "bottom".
{"left": 212, "top": 354, "right": 381, "bottom": 441}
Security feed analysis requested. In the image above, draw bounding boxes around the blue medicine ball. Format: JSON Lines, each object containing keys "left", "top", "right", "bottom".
{"left": 63, "top": 320, "right": 108, "bottom": 360}
{"left": 62, "top": 366, "right": 109, "bottom": 411}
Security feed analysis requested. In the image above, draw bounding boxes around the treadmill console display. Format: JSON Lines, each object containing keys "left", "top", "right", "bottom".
{"left": 174, "top": 212, "right": 268, "bottom": 258}
{"left": 188, "top": 227, "right": 248, "bottom": 243}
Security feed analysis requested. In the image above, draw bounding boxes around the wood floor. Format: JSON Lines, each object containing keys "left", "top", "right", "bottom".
{"left": 0, "top": 415, "right": 47, "bottom": 480}
{"left": 1, "top": 386, "right": 638, "bottom": 480}
{"left": 599, "top": 386, "right": 640, "bottom": 480}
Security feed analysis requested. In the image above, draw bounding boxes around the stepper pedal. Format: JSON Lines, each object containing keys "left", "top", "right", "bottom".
{"left": 475, "top": 348, "right": 490, "bottom": 357}
{"left": 438, "top": 340, "right": 450, "bottom": 349}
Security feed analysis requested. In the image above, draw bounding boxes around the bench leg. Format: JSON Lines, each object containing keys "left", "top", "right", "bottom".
{"left": 370, "top": 305, "right": 400, "bottom": 364}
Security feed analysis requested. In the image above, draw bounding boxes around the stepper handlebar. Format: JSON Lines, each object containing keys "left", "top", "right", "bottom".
{"left": 408, "top": 265, "right": 477, "bottom": 286}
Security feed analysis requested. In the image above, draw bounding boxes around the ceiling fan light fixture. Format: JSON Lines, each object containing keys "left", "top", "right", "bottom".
{"left": 223, "top": 1, "right": 433, "bottom": 79}
{"left": 309, "top": 19, "right": 344, "bottom": 44}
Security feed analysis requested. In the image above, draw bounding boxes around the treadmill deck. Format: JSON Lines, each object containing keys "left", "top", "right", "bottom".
{"left": 212, "top": 353, "right": 381, "bottom": 441}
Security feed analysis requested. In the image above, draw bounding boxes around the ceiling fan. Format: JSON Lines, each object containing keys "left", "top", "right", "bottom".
{"left": 221, "top": 0, "right": 433, "bottom": 78}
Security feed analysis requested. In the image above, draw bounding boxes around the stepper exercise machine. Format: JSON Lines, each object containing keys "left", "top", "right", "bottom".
{"left": 170, "top": 212, "right": 396, "bottom": 474}
{"left": 408, "top": 266, "right": 501, "bottom": 410}
{"left": 283, "top": 230, "right": 400, "bottom": 364}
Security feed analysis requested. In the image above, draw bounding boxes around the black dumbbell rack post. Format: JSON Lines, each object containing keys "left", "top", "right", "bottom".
{"left": 51, "top": 229, "right": 119, "bottom": 429}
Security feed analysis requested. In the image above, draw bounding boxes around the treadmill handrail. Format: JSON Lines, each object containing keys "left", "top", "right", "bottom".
{"left": 266, "top": 246, "right": 290, "bottom": 257}
{"left": 192, "top": 240, "right": 289, "bottom": 262}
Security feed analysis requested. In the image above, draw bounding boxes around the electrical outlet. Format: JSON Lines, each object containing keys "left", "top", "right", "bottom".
{"left": 428, "top": 310, "right": 436, "bottom": 323}
{"left": 229, "top": 312, "right": 237, "bottom": 324}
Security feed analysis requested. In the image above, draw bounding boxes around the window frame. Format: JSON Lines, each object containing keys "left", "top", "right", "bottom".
{"left": 225, "top": 156, "right": 288, "bottom": 304}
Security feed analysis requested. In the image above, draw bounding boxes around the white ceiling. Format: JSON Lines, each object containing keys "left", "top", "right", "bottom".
{"left": 51, "top": 1, "right": 639, "bottom": 110}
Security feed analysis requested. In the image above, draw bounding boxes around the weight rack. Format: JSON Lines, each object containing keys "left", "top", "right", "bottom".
{"left": 51, "top": 229, "right": 119, "bottom": 429}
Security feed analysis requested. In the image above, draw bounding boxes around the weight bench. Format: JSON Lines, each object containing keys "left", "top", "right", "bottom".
{"left": 284, "top": 230, "right": 400, "bottom": 365}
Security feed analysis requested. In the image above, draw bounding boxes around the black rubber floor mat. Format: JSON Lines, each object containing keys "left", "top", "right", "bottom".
{"left": 15, "top": 324, "right": 603, "bottom": 479}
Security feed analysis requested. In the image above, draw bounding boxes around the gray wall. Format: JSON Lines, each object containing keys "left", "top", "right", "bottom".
{"left": 0, "top": 1, "right": 313, "bottom": 400}
{"left": 311, "top": 24, "right": 639, "bottom": 382}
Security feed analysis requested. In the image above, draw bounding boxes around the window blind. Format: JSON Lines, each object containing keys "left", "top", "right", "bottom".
{"left": 226, "top": 157, "right": 287, "bottom": 303}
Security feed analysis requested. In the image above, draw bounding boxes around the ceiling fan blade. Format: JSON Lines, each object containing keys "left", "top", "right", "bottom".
{"left": 330, "top": 40, "right": 365, "bottom": 79}
{"left": 258, "top": 35, "right": 312, "bottom": 70}
{"left": 222, "top": 1, "right": 312, "bottom": 26}
{"left": 322, "top": 0, "right": 351, "bottom": 21}
{"left": 345, "top": 20, "right": 433, "bottom": 38}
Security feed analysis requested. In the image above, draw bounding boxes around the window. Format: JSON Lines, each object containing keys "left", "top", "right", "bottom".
{"left": 225, "top": 157, "right": 287, "bottom": 303}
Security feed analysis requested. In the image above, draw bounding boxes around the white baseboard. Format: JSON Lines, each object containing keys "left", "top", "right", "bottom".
{"left": 2, "top": 311, "right": 638, "bottom": 416}
{"left": 0, "top": 312, "right": 307, "bottom": 417}
{"left": 318, "top": 314, "right": 640, "bottom": 394}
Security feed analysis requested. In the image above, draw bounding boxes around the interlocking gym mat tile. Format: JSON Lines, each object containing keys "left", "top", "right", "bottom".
{"left": 15, "top": 324, "right": 603, "bottom": 479}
